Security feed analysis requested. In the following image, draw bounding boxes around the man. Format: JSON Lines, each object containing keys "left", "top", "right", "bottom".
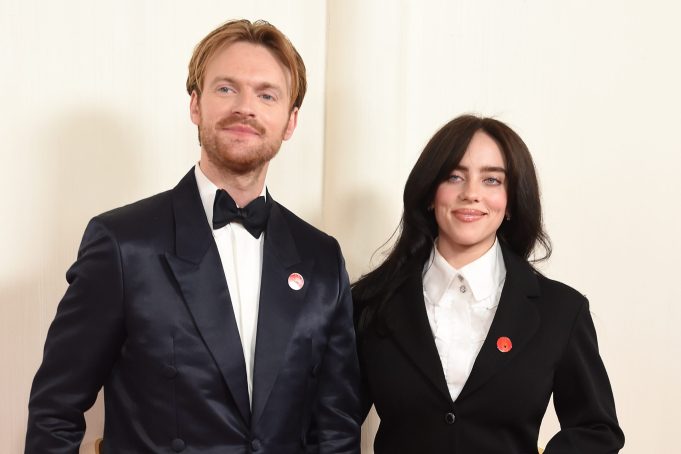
{"left": 26, "top": 19, "right": 361, "bottom": 454}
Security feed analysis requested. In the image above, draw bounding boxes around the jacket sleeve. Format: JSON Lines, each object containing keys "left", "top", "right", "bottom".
{"left": 310, "top": 243, "right": 362, "bottom": 454}
{"left": 352, "top": 302, "right": 375, "bottom": 423}
{"left": 545, "top": 300, "right": 625, "bottom": 453}
{"left": 25, "top": 218, "right": 126, "bottom": 454}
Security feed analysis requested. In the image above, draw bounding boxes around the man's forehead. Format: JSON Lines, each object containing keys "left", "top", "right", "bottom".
{"left": 211, "top": 42, "right": 289, "bottom": 75}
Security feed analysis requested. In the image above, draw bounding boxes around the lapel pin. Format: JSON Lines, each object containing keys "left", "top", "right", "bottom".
{"left": 496, "top": 336, "right": 512, "bottom": 353}
{"left": 288, "top": 272, "right": 304, "bottom": 291}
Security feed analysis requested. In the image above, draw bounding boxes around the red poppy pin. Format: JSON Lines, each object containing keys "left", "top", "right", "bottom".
{"left": 496, "top": 336, "right": 512, "bottom": 353}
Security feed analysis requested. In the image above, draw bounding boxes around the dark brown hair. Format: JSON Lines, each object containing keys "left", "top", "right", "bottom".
{"left": 353, "top": 115, "right": 551, "bottom": 328}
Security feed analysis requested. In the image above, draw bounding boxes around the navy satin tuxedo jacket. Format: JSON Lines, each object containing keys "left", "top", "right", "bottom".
{"left": 355, "top": 245, "right": 624, "bottom": 454}
{"left": 26, "top": 169, "right": 361, "bottom": 454}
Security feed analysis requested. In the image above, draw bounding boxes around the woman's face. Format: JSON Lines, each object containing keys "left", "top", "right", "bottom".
{"left": 432, "top": 130, "right": 508, "bottom": 267}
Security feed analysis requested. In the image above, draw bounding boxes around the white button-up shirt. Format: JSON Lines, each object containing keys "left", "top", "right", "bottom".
{"left": 195, "top": 164, "right": 265, "bottom": 404}
{"left": 423, "top": 238, "right": 506, "bottom": 401}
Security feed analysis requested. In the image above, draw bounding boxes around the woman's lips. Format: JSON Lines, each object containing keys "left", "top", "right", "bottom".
{"left": 453, "top": 209, "right": 486, "bottom": 222}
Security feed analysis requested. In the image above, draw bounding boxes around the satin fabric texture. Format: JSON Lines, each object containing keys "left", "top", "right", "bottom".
{"left": 26, "top": 169, "right": 361, "bottom": 454}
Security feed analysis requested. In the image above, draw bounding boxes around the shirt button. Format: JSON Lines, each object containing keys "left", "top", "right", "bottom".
{"left": 457, "top": 274, "right": 464, "bottom": 282}
{"left": 171, "top": 438, "right": 185, "bottom": 452}
{"left": 445, "top": 412, "right": 456, "bottom": 424}
{"left": 162, "top": 365, "right": 178, "bottom": 379}
{"left": 251, "top": 438, "right": 262, "bottom": 451}
{"left": 459, "top": 285, "right": 466, "bottom": 293}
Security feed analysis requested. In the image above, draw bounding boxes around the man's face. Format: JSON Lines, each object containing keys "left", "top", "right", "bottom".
{"left": 190, "top": 41, "right": 298, "bottom": 175}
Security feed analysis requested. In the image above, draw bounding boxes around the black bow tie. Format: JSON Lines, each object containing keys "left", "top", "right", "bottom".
{"left": 212, "top": 189, "right": 271, "bottom": 238}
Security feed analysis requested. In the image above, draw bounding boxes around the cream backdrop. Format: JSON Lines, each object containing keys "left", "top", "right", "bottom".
{"left": 1, "top": 0, "right": 678, "bottom": 453}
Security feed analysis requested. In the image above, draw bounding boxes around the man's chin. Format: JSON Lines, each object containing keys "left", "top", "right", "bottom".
{"left": 216, "top": 153, "right": 275, "bottom": 175}
{"left": 203, "top": 140, "right": 280, "bottom": 174}
{"left": 223, "top": 160, "right": 265, "bottom": 174}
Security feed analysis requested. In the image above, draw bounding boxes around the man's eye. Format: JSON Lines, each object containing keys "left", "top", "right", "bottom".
{"left": 217, "top": 86, "right": 234, "bottom": 93}
{"left": 260, "top": 93, "right": 275, "bottom": 101}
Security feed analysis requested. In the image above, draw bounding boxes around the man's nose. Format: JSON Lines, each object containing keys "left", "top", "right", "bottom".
{"left": 232, "top": 92, "right": 256, "bottom": 117}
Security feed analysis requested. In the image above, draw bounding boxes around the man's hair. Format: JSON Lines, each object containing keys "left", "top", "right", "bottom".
{"left": 186, "top": 19, "right": 307, "bottom": 110}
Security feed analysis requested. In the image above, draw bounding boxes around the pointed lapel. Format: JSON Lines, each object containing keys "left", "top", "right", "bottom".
{"left": 457, "top": 246, "right": 540, "bottom": 401}
{"left": 385, "top": 273, "right": 453, "bottom": 403}
{"left": 251, "top": 201, "right": 313, "bottom": 423}
{"left": 163, "top": 170, "right": 251, "bottom": 424}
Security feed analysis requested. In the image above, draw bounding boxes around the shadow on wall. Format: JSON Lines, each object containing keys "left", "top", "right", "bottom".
{"left": 331, "top": 186, "right": 401, "bottom": 283}
{"left": 44, "top": 108, "right": 146, "bottom": 244}
{"left": 12, "top": 108, "right": 146, "bottom": 452}
{"left": 329, "top": 191, "right": 398, "bottom": 454}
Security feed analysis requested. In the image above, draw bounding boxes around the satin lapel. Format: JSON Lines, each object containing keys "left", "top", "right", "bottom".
{"left": 163, "top": 170, "right": 251, "bottom": 424}
{"left": 385, "top": 274, "right": 452, "bottom": 403}
{"left": 457, "top": 246, "right": 540, "bottom": 401}
{"left": 251, "top": 202, "right": 312, "bottom": 423}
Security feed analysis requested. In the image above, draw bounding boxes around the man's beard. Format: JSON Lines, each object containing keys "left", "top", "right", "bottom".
{"left": 200, "top": 115, "right": 284, "bottom": 174}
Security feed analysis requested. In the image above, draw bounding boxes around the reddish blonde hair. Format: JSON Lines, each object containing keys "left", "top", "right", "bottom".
{"left": 186, "top": 19, "right": 307, "bottom": 109}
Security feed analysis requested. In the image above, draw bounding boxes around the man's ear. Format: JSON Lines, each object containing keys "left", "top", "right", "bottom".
{"left": 283, "top": 107, "right": 299, "bottom": 141}
{"left": 189, "top": 90, "right": 201, "bottom": 126}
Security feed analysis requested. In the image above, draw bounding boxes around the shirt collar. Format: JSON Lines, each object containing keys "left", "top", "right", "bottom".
{"left": 423, "top": 237, "right": 506, "bottom": 306}
{"left": 194, "top": 163, "right": 267, "bottom": 228}
{"left": 460, "top": 238, "right": 506, "bottom": 303}
{"left": 423, "top": 245, "right": 458, "bottom": 305}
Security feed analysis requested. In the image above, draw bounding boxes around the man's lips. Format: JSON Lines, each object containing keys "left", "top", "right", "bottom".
{"left": 453, "top": 209, "right": 487, "bottom": 222}
{"left": 222, "top": 124, "right": 261, "bottom": 135}
{"left": 216, "top": 117, "right": 265, "bottom": 136}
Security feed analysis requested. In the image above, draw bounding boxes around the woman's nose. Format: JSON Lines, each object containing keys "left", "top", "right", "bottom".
{"left": 459, "top": 181, "right": 480, "bottom": 202}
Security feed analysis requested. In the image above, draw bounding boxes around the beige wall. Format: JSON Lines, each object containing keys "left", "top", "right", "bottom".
{"left": 324, "top": 1, "right": 680, "bottom": 453}
{"left": 2, "top": 1, "right": 679, "bottom": 453}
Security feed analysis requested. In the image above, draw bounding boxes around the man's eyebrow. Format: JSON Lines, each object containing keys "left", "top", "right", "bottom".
{"left": 209, "top": 76, "right": 237, "bottom": 86}
{"left": 254, "top": 81, "right": 284, "bottom": 94}
{"left": 209, "top": 77, "right": 284, "bottom": 93}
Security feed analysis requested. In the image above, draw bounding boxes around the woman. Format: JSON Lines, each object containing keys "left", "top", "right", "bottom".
{"left": 353, "top": 115, "right": 624, "bottom": 453}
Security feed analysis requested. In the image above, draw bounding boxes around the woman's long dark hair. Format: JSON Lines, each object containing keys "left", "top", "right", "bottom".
{"left": 352, "top": 115, "right": 551, "bottom": 331}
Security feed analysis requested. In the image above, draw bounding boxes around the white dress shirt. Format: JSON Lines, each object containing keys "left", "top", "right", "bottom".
{"left": 194, "top": 164, "right": 265, "bottom": 404}
{"left": 422, "top": 238, "right": 506, "bottom": 401}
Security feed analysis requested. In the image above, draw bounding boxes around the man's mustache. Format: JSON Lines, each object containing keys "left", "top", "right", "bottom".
{"left": 216, "top": 115, "right": 265, "bottom": 135}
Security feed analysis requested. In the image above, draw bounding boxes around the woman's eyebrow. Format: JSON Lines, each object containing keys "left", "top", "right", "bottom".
{"left": 455, "top": 165, "right": 506, "bottom": 173}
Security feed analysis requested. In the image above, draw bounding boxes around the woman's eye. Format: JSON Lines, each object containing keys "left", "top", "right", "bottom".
{"left": 484, "top": 177, "right": 502, "bottom": 185}
{"left": 447, "top": 175, "right": 463, "bottom": 182}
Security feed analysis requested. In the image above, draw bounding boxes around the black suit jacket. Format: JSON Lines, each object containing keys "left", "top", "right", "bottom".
{"left": 26, "top": 169, "right": 361, "bottom": 454}
{"left": 355, "top": 245, "right": 624, "bottom": 454}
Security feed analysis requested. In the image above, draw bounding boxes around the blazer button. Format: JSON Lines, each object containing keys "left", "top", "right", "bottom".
{"left": 444, "top": 412, "right": 456, "bottom": 424}
{"left": 162, "top": 365, "right": 178, "bottom": 379}
{"left": 171, "top": 438, "right": 185, "bottom": 452}
{"left": 251, "top": 438, "right": 262, "bottom": 451}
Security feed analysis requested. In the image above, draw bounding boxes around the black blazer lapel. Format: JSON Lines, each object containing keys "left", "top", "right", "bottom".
{"left": 163, "top": 170, "right": 251, "bottom": 424}
{"left": 385, "top": 274, "right": 453, "bottom": 403}
{"left": 251, "top": 201, "right": 313, "bottom": 424}
{"left": 457, "top": 246, "right": 540, "bottom": 401}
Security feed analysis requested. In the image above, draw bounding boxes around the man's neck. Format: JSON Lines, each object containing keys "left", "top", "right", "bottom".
{"left": 199, "top": 160, "right": 268, "bottom": 207}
